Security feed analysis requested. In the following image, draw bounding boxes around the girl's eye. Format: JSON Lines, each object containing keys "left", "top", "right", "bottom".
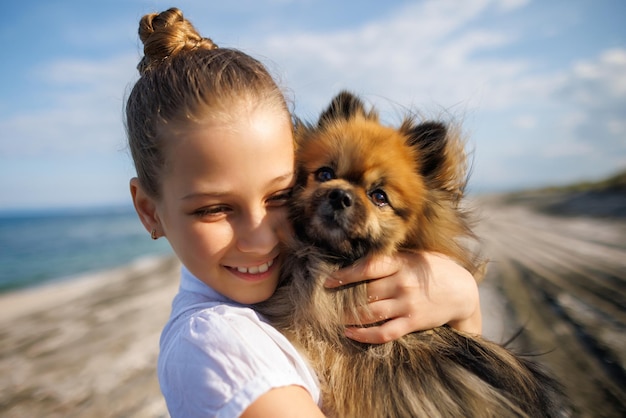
{"left": 370, "top": 189, "right": 389, "bottom": 206}
{"left": 315, "top": 167, "right": 335, "bottom": 182}
{"left": 193, "top": 205, "right": 230, "bottom": 218}
{"left": 267, "top": 189, "right": 293, "bottom": 206}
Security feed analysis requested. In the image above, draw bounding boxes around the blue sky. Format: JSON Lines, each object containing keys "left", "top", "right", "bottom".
{"left": 1, "top": 0, "right": 625, "bottom": 210}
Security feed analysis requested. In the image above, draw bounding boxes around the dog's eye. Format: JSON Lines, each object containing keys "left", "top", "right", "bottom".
{"left": 315, "top": 167, "right": 335, "bottom": 182}
{"left": 370, "top": 189, "right": 389, "bottom": 206}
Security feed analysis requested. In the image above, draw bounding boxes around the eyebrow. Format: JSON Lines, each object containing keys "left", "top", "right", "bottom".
{"left": 181, "top": 191, "right": 228, "bottom": 201}
{"left": 271, "top": 171, "right": 295, "bottom": 186}
{"left": 181, "top": 171, "right": 294, "bottom": 201}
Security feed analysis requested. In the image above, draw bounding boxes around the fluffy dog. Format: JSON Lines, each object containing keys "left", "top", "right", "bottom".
{"left": 256, "top": 91, "right": 563, "bottom": 417}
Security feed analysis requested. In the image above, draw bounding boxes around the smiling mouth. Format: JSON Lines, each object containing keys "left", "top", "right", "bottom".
{"left": 229, "top": 258, "right": 275, "bottom": 274}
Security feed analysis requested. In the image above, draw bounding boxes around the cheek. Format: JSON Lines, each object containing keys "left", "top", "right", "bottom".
{"left": 269, "top": 207, "right": 291, "bottom": 242}
{"left": 354, "top": 204, "right": 386, "bottom": 242}
{"left": 175, "top": 222, "right": 235, "bottom": 265}
{"left": 201, "top": 223, "right": 235, "bottom": 252}
{"left": 363, "top": 206, "right": 410, "bottom": 248}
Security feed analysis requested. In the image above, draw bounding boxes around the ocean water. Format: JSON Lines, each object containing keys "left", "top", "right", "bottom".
{"left": 0, "top": 206, "right": 173, "bottom": 293}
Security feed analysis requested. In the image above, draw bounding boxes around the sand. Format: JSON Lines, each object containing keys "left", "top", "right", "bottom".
{"left": 0, "top": 256, "right": 180, "bottom": 418}
{"left": 474, "top": 194, "right": 626, "bottom": 417}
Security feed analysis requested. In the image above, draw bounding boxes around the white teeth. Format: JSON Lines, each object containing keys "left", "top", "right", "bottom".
{"left": 235, "top": 258, "right": 274, "bottom": 274}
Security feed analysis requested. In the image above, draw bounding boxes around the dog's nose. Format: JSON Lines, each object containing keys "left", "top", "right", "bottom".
{"left": 328, "top": 189, "right": 353, "bottom": 210}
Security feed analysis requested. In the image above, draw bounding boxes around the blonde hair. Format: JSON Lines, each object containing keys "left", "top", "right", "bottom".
{"left": 125, "top": 7, "right": 289, "bottom": 198}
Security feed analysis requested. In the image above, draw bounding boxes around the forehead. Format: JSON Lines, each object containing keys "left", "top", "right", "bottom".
{"left": 298, "top": 120, "right": 415, "bottom": 176}
{"left": 160, "top": 106, "right": 294, "bottom": 187}
{"left": 165, "top": 101, "right": 292, "bottom": 150}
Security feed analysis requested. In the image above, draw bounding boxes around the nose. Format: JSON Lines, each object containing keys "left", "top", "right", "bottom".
{"left": 235, "top": 208, "right": 280, "bottom": 254}
{"left": 328, "top": 188, "right": 353, "bottom": 210}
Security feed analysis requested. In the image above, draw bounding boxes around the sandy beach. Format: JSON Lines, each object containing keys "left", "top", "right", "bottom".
{"left": 0, "top": 256, "right": 180, "bottom": 418}
{"left": 1, "top": 191, "right": 625, "bottom": 417}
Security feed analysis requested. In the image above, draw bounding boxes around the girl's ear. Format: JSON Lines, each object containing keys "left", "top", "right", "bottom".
{"left": 130, "top": 178, "right": 160, "bottom": 235}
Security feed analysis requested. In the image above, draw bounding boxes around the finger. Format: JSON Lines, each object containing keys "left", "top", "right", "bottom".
{"left": 343, "top": 299, "right": 399, "bottom": 326}
{"left": 345, "top": 317, "right": 415, "bottom": 344}
{"left": 363, "top": 276, "right": 397, "bottom": 301}
{"left": 358, "top": 254, "right": 400, "bottom": 278}
{"left": 323, "top": 261, "right": 364, "bottom": 288}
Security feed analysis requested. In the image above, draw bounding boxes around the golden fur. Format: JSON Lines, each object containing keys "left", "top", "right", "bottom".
{"left": 256, "top": 91, "right": 563, "bottom": 417}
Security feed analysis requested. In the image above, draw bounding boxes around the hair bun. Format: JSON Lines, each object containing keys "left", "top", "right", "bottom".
{"left": 137, "top": 7, "right": 218, "bottom": 74}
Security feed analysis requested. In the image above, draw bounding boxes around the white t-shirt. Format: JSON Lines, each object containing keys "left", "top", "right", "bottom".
{"left": 158, "top": 266, "right": 321, "bottom": 418}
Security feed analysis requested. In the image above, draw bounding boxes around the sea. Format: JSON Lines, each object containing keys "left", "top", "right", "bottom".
{"left": 0, "top": 206, "right": 173, "bottom": 293}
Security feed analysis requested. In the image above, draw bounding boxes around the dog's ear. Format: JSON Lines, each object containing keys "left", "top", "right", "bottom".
{"left": 402, "top": 120, "right": 466, "bottom": 195}
{"left": 318, "top": 91, "right": 377, "bottom": 127}
{"left": 404, "top": 120, "right": 448, "bottom": 178}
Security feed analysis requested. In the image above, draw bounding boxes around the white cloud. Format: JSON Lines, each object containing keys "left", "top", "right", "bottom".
{"left": 253, "top": 0, "right": 625, "bottom": 191}
{"left": 607, "top": 119, "right": 626, "bottom": 136}
{"left": 0, "top": 54, "right": 138, "bottom": 157}
{"left": 564, "top": 48, "right": 626, "bottom": 105}
{"left": 0, "top": 0, "right": 545, "bottom": 159}
{"left": 555, "top": 48, "right": 626, "bottom": 152}
{"left": 512, "top": 115, "right": 536, "bottom": 129}
{"left": 256, "top": 0, "right": 538, "bottom": 118}
{"left": 497, "top": 0, "right": 530, "bottom": 12}
{"left": 540, "top": 139, "right": 594, "bottom": 159}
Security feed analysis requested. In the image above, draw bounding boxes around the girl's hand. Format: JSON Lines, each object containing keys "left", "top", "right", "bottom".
{"left": 325, "top": 252, "right": 481, "bottom": 344}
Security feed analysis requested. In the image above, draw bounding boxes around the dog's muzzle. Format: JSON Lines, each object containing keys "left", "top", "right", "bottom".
{"left": 328, "top": 188, "right": 353, "bottom": 210}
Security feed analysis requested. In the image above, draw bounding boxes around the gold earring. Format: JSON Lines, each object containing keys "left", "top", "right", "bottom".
{"left": 151, "top": 228, "right": 158, "bottom": 240}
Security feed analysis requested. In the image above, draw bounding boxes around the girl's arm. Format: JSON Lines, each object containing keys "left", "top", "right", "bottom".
{"left": 241, "top": 386, "right": 325, "bottom": 418}
{"left": 326, "top": 251, "right": 481, "bottom": 344}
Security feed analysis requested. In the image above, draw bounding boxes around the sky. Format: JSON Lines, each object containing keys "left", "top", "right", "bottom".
{"left": 1, "top": 0, "right": 625, "bottom": 210}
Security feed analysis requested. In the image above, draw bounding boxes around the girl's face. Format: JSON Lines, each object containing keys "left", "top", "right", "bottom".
{"left": 154, "top": 106, "right": 294, "bottom": 304}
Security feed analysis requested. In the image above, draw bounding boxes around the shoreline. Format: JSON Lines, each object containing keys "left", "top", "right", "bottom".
{"left": 0, "top": 255, "right": 178, "bottom": 323}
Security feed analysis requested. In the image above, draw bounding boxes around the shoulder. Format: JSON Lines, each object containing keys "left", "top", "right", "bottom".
{"left": 162, "top": 303, "right": 280, "bottom": 360}
{"left": 158, "top": 303, "right": 320, "bottom": 417}
{"left": 160, "top": 303, "right": 274, "bottom": 375}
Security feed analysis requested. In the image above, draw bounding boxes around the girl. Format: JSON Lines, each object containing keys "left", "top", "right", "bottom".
{"left": 126, "top": 8, "right": 480, "bottom": 417}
